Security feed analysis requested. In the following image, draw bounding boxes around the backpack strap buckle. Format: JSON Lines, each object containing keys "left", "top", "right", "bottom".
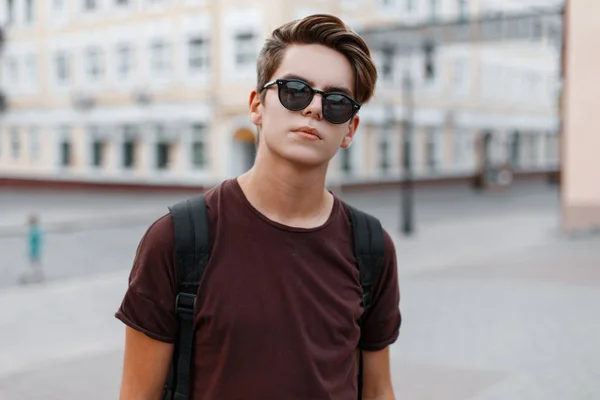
{"left": 175, "top": 293, "right": 196, "bottom": 318}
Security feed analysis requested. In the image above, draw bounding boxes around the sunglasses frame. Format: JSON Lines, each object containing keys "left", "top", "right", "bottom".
{"left": 262, "top": 78, "right": 361, "bottom": 124}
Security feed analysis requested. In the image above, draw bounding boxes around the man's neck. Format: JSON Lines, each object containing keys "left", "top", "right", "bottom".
{"left": 237, "top": 152, "right": 334, "bottom": 229}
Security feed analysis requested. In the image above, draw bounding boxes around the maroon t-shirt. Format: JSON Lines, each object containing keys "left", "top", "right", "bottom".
{"left": 116, "top": 178, "right": 401, "bottom": 400}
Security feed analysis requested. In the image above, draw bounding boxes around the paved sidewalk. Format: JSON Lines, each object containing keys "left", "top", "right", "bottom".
{"left": 0, "top": 271, "right": 127, "bottom": 400}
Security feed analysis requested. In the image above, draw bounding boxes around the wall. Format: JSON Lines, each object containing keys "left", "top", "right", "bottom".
{"left": 561, "top": 0, "right": 600, "bottom": 231}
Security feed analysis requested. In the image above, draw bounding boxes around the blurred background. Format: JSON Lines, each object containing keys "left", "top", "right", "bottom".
{"left": 0, "top": 0, "right": 599, "bottom": 399}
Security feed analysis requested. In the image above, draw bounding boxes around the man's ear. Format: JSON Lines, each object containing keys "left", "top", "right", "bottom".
{"left": 249, "top": 90, "right": 262, "bottom": 126}
{"left": 340, "top": 115, "right": 360, "bottom": 149}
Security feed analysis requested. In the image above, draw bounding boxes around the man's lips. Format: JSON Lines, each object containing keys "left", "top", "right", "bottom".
{"left": 292, "top": 126, "right": 321, "bottom": 140}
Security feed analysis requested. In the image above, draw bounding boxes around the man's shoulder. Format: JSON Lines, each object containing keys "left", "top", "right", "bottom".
{"left": 153, "top": 179, "right": 236, "bottom": 246}
{"left": 142, "top": 182, "right": 223, "bottom": 247}
{"left": 164, "top": 178, "right": 233, "bottom": 216}
{"left": 335, "top": 198, "right": 396, "bottom": 258}
{"left": 139, "top": 213, "right": 175, "bottom": 251}
{"left": 176, "top": 178, "right": 235, "bottom": 208}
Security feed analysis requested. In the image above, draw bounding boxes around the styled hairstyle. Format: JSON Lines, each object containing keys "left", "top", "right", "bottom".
{"left": 256, "top": 14, "right": 377, "bottom": 105}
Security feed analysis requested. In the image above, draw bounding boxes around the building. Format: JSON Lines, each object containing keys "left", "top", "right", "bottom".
{"left": 561, "top": 0, "right": 600, "bottom": 232}
{"left": 344, "top": 0, "right": 563, "bottom": 187}
{"left": 0, "top": 0, "right": 562, "bottom": 190}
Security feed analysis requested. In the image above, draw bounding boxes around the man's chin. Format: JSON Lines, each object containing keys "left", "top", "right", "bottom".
{"left": 277, "top": 149, "right": 330, "bottom": 170}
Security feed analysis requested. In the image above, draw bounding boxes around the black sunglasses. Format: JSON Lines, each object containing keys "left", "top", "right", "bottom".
{"left": 262, "top": 79, "right": 361, "bottom": 124}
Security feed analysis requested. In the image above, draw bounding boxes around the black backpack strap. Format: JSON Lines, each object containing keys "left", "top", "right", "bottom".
{"left": 164, "top": 194, "right": 210, "bottom": 400}
{"left": 346, "top": 203, "right": 386, "bottom": 400}
{"left": 347, "top": 204, "right": 386, "bottom": 323}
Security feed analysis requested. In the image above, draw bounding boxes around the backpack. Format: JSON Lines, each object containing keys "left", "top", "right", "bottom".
{"left": 163, "top": 194, "right": 386, "bottom": 400}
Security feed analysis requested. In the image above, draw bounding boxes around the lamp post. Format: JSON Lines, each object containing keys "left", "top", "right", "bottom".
{"left": 401, "top": 70, "right": 415, "bottom": 236}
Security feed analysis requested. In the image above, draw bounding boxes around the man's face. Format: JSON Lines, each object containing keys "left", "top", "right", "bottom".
{"left": 250, "top": 44, "right": 360, "bottom": 168}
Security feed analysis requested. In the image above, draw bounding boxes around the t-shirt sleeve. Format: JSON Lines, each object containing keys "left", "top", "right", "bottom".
{"left": 359, "top": 228, "right": 401, "bottom": 351}
{"left": 115, "top": 214, "right": 179, "bottom": 343}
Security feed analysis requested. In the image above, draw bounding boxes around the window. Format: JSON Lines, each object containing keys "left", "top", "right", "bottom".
{"left": 29, "top": 127, "right": 40, "bottom": 161}
{"left": 58, "top": 126, "right": 72, "bottom": 166}
{"left": 55, "top": 52, "right": 70, "bottom": 84}
{"left": 150, "top": 40, "right": 170, "bottom": 75}
{"left": 116, "top": 44, "right": 133, "bottom": 79}
{"left": 60, "top": 141, "right": 71, "bottom": 166}
{"left": 188, "top": 37, "right": 209, "bottom": 73}
{"left": 10, "top": 128, "right": 20, "bottom": 159}
{"left": 85, "top": 47, "right": 103, "bottom": 81}
{"left": 510, "top": 131, "right": 520, "bottom": 167}
{"left": 155, "top": 125, "right": 170, "bottom": 169}
{"left": 532, "top": 20, "right": 543, "bottom": 40}
{"left": 379, "top": 131, "right": 390, "bottom": 173}
{"left": 84, "top": 0, "right": 97, "bottom": 11}
{"left": 380, "top": 47, "right": 394, "bottom": 82}
{"left": 123, "top": 140, "right": 135, "bottom": 168}
{"left": 426, "top": 127, "right": 441, "bottom": 171}
{"left": 191, "top": 124, "right": 206, "bottom": 168}
{"left": 429, "top": 0, "right": 439, "bottom": 22}
{"left": 115, "top": 0, "right": 129, "bottom": 5}
{"left": 7, "top": 0, "right": 14, "bottom": 25}
{"left": 529, "top": 133, "right": 539, "bottom": 165}
{"left": 423, "top": 43, "right": 436, "bottom": 81}
{"left": 25, "top": 0, "right": 35, "bottom": 23}
{"left": 156, "top": 142, "right": 170, "bottom": 169}
{"left": 88, "top": 126, "right": 102, "bottom": 167}
{"left": 453, "top": 130, "right": 464, "bottom": 166}
{"left": 458, "top": 0, "right": 468, "bottom": 22}
{"left": 91, "top": 140, "right": 105, "bottom": 167}
{"left": 406, "top": 0, "right": 414, "bottom": 11}
{"left": 53, "top": 0, "right": 64, "bottom": 10}
{"left": 234, "top": 32, "right": 257, "bottom": 66}
{"left": 122, "top": 125, "right": 137, "bottom": 168}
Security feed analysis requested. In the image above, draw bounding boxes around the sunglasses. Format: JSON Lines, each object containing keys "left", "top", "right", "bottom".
{"left": 262, "top": 79, "right": 361, "bottom": 124}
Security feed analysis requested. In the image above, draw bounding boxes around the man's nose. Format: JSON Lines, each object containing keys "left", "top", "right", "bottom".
{"left": 301, "top": 92, "right": 323, "bottom": 120}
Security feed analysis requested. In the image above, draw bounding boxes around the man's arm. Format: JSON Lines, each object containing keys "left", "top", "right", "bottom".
{"left": 359, "top": 228, "right": 401, "bottom": 399}
{"left": 115, "top": 215, "right": 180, "bottom": 399}
{"left": 361, "top": 347, "right": 395, "bottom": 400}
{"left": 119, "top": 326, "right": 174, "bottom": 400}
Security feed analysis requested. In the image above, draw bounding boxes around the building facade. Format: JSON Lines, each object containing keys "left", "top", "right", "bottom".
{"left": 0, "top": 0, "right": 561, "bottom": 189}
{"left": 561, "top": 0, "right": 600, "bottom": 232}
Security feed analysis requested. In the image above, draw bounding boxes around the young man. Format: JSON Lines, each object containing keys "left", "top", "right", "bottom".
{"left": 116, "top": 14, "right": 401, "bottom": 400}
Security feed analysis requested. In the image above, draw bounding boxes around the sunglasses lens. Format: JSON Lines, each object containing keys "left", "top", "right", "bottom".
{"left": 280, "top": 81, "right": 312, "bottom": 111}
{"left": 323, "top": 94, "right": 354, "bottom": 124}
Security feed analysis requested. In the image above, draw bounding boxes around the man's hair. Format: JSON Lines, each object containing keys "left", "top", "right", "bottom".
{"left": 256, "top": 14, "right": 377, "bottom": 105}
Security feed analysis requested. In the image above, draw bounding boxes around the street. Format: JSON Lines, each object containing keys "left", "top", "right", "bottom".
{"left": 0, "top": 181, "right": 599, "bottom": 399}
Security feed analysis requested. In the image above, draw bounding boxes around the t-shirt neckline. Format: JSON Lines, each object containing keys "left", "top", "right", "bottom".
{"left": 230, "top": 177, "right": 340, "bottom": 233}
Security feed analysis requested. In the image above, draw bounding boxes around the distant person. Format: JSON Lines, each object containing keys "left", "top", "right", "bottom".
{"left": 20, "top": 213, "right": 44, "bottom": 284}
{"left": 116, "top": 14, "right": 401, "bottom": 400}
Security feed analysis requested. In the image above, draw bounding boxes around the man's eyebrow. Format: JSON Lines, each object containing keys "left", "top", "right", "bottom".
{"left": 279, "top": 73, "right": 354, "bottom": 97}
